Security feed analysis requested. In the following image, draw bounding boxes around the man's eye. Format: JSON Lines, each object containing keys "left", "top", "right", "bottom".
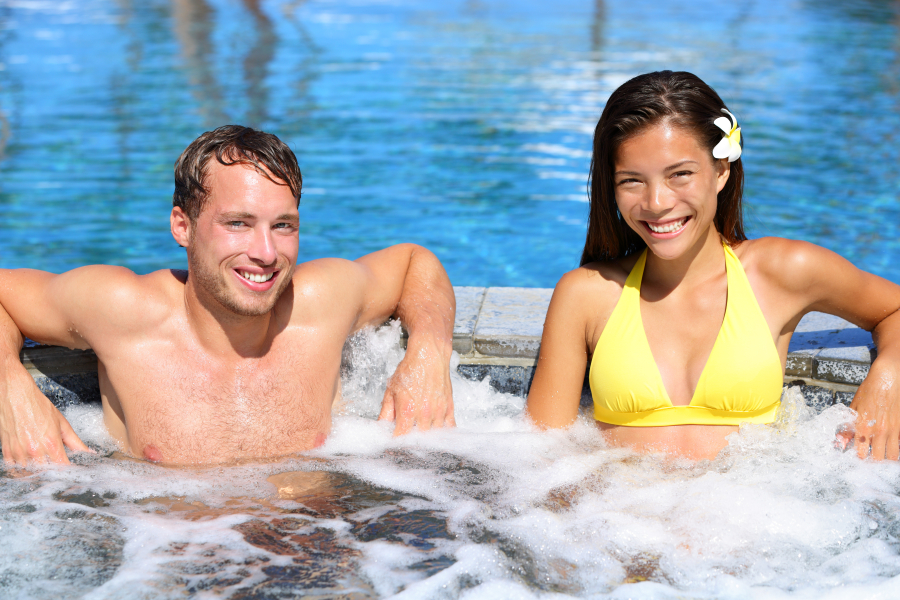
{"left": 228, "top": 221, "right": 245, "bottom": 227}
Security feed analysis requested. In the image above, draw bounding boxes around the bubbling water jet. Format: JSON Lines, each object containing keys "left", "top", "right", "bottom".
{"left": 2, "top": 324, "right": 900, "bottom": 598}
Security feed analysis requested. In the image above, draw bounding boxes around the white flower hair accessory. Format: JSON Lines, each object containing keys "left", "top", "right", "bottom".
{"left": 712, "top": 108, "right": 742, "bottom": 162}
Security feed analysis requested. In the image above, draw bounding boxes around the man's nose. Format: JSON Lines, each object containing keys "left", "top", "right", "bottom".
{"left": 248, "top": 226, "right": 277, "bottom": 265}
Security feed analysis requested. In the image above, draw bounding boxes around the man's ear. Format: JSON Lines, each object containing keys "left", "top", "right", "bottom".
{"left": 171, "top": 206, "right": 191, "bottom": 248}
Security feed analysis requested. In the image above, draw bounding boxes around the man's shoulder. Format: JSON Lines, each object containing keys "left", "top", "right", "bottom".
{"left": 71, "top": 266, "right": 186, "bottom": 330}
{"left": 291, "top": 258, "right": 366, "bottom": 293}
{"left": 286, "top": 258, "right": 367, "bottom": 313}
{"left": 82, "top": 266, "right": 183, "bottom": 299}
{"left": 293, "top": 257, "right": 359, "bottom": 277}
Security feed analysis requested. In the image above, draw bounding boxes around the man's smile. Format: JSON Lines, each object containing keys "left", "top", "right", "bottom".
{"left": 234, "top": 268, "right": 279, "bottom": 290}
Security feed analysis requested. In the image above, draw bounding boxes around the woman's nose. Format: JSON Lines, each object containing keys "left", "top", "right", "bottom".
{"left": 646, "top": 182, "right": 675, "bottom": 213}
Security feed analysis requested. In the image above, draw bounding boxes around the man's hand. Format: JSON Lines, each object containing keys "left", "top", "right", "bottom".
{"left": 848, "top": 358, "right": 900, "bottom": 460}
{"left": 1, "top": 356, "right": 92, "bottom": 466}
{"left": 378, "top": 336, "right": 455, "bottom": 434}
{"left": 352, "top": 244, "right": 457, "bottom": 434}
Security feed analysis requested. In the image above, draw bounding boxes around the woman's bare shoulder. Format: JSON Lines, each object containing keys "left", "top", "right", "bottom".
{"left": 734, "top": 236, "right": 846, "bottom": 292}
{"left": 550, "top": 257, "right": 636, "bottom": 325}
{"left": 556, "top": 258, "right": 632, "bottom": 295}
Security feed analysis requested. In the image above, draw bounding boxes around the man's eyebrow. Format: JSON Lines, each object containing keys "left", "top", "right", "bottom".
{"left": 275, "top": 213, "right": 300, "bottom": 222}
{"left": 218, "top": 211, "right": 255, "bottom": 220}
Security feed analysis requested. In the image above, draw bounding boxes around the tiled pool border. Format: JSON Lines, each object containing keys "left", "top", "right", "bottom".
{"left": 20, "top": 286, "right": 874, "bottom": 410}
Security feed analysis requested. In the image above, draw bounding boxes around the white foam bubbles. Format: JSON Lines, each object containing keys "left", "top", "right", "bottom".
{"left": 4, "top": 324, "right": 900, "bottom": 598}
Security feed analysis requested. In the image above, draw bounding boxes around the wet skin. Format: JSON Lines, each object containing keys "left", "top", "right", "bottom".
{"left": 0, "top": 161, "right": 455, "bottom": 466}
{"left": 526, "top": 121, "right": 900, "bottom": 460}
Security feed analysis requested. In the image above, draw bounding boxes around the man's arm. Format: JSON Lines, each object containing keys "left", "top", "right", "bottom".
{"left": 353, "top": 244, "right": 456, "bottom": 434}
{"left": 0, "top": 274, "right": 91, "bottom": 466}
{"left": 0, "top": 266, "right": 137, "bottom": 465}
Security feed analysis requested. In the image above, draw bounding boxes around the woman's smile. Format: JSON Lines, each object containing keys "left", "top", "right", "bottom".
{"left": 644, "top": 216, "right": 690, "bottom": 237}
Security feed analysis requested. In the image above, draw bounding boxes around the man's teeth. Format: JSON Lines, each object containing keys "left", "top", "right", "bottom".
{"left": 239, "top": 271, "right": 274, "bottom": 283}
{"left": 647, "top": 218, "right": 687, "bottom": 234}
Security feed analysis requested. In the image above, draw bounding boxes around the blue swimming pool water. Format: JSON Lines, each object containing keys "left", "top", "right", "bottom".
{"left": 0, "top": 0, "right": 898, "bottom": 287}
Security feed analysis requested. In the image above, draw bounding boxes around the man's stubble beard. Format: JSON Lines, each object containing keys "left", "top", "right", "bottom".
{"left": 187, "top": 249, "right": 293, "bottom": 318}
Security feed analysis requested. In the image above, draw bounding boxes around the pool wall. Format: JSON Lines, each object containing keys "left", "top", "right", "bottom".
{"left": 21, "top": 287, "right": 873, "bottom": 412}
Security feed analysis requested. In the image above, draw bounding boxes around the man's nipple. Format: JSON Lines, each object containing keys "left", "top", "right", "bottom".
{"left": 313, "top": 433, "right": 327, "bottom": 448}
{"left": 142, "top": 444, "right": 164, "bottom": 463}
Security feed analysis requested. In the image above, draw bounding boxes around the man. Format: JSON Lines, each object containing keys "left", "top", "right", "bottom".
{"left": 0, "top": 125, "right": 455, "bottom": 466}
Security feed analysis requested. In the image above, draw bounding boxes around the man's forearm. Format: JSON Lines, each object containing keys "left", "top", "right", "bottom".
{"left": 0, "top": 299, "right": 27, "bottom": 389}
{"left": 378, "top": 245, "right": 456, "bottom": 431}
{"left": 393, "top": 246, "right": 455, "bottom": 357}
{"left": 0, "top": 297, "right": 25, "bottom": 358}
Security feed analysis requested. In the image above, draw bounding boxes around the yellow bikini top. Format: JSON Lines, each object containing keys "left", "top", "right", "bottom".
{"left": 589, "top": 243, "right": 783, "bottom": 427}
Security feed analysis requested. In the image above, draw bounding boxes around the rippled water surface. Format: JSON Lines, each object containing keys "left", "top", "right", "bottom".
{"left": 0, "top": 0, "right": 898, "bottom": 285}
{"left": 4, "top": 326, "right": 900, "bottom": 599}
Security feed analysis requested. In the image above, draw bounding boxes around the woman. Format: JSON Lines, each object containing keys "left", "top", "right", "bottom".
{"left": 525, "top": 71, "right": 900, "bottom": 461}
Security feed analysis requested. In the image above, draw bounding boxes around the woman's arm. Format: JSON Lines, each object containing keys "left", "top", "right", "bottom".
{"left": 757, "top": 238, "right": 900, "bottom": 460}
{"left": 526, "top": 269, "right": 605, "bottom": 428}
{"left": 848, "top": 310, "right": 900, "bottom": 460}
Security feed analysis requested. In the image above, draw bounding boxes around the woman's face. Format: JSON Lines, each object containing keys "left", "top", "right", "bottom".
{"left": 613, "top": 121, "right": 730, "bottom": 261}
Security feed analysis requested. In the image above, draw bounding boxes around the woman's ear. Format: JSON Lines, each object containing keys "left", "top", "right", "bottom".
{"left": 715, "top": 158, "right": 731, "bottom": 193}
{"left": 171, "top": 206, "right": 191, "bottom": 248}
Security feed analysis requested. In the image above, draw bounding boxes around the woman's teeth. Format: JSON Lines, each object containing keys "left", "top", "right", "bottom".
{"left": 240, "top": 271, "right": 274, "bottom": 283}
{"left": 647, "top": 218, "right": 687, "bottom": 234}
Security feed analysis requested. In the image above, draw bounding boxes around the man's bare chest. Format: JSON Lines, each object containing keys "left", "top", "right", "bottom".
{"left": 98, "top": 333, "right": 344, "bottom": 464}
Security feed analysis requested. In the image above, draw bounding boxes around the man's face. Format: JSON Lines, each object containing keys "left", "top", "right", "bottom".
{"left": 183, "top": 161, "right": 300, "bottom": 317}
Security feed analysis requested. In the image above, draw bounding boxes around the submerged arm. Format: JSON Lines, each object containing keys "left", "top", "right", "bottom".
{"left": 354, "top": 244, "right": 456, "bottom": 434}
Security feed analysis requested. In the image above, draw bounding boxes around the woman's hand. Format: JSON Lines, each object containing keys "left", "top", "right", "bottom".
{"left": 848, "top": 311, "right": 900, "bottom": 460}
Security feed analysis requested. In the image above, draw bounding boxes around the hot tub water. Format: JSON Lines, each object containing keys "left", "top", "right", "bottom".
{"left": 2, "top": 324, "right": 900, "bottom": 598}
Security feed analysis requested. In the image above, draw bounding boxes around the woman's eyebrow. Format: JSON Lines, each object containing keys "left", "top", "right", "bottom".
{"left": 615, "top": 159, "right": 700, "bottom": 177}
{"left": 665, "top": 160, "right": 699, "bottom": 170}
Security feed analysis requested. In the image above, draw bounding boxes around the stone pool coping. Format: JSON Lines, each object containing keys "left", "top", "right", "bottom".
{"left": 20, "top": 286, "right": 874, "bottom": 407}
